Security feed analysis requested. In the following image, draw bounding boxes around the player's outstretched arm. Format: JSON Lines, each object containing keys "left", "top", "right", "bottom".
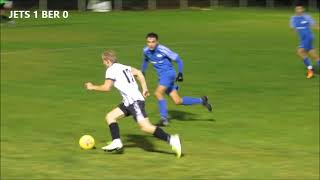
{"left": 174, "top": 56, "right": 184, "bottom": 73}
{"left": 85, "top": 80, "right": 113, "bottom": 92}
{"left": 174, "top": 56, "right": 184, "bottom": 82}
{"left": 158, "top": 45, "right": 184, "bottom": 81}
{"left": 306, "top": 14, "right": 319, "bottom": 30}
{"left": 131, "top": 67, "right": 149, "bottom": 98}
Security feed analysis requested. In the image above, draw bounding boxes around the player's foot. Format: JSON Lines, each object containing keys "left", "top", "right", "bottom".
{"left": 170, "top": 134, "right": 182, "bottom": 158}
{"left": 201, "top": 96, "right": 213, "bottom": 112}
{"left": 156, "top": 118, "right": 169, "bottom": 127}
{"left": 102, "top": 139, "right": 123, "bottom": 152}
{"left": 307, "top": 69, "right": 314, "bottom": 79}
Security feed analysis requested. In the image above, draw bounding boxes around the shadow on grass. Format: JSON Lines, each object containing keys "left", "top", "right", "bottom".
{"left": 124, "top": 134, "right": 177, "bottom": 156}
{"left": 168, "top": 110, "right": 216, "bottom": 122}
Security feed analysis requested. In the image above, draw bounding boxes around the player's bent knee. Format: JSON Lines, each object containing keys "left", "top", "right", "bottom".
{"left": 106, "top": 113, "right": 116, "bottom": 124}
{"left": 309, "top": 51, "right": 319, "bottom": 60}
{"left": 297, "top": 49, "right": 306, "bottom": 58}
{"left": 173, "top": 98, "right": 182, "bottom": 105}
{"left": 154, "top": 91, "right": 163, "bottom": 99}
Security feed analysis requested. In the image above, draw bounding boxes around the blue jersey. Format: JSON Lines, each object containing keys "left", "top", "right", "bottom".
{"left": 142, "top": 44, "right": 181, "bottom": 76}
{"left": 290, "top": 14, "right": 315, "bottom": 40}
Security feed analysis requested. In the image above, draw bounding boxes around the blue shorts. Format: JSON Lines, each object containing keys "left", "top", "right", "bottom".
{"left": 299, "top": 37, "right": 314, "bottom": 52}
{"left": 158, "top": 71, "right": 179, "bottom": 95}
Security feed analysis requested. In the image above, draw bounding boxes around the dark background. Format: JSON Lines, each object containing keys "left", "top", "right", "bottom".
{"left": 8, "top": 0, "right": 320, "bottom": 10}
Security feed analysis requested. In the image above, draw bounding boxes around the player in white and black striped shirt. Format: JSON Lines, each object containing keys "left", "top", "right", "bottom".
{"left": 85, "top": 49, "right": 182, "bottom": 158}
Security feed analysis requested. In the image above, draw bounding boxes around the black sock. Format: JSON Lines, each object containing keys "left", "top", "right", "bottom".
{"left": 109, "top": 123, "right": 120, "bottom": 140}
{"left": 153, "top": 127, "right": 170, "bottom": 143}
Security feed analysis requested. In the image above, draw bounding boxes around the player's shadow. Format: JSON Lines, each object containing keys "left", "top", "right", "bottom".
{"left": 168, "top": 110, "right": 216, "bottom": 122}
{"left": 124, "top": 134, "right": 176, "bottom": 156}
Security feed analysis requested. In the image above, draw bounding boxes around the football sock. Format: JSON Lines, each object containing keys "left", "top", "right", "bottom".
{"left": 303, "top": 57, "right": 313, "bottom": 70}
{"left": 317, "top": 59, "right": 320, "bottom": 67}
{"left": 153, "top": 127, "right": 170, "bottom": 143}
{"left": 109, "top": 122, "right": 120, "bottom": 140}
{"left": 158, "top": 99, "right": 168, "bottom": 120}
{"left": 182, "top": 97, "right": 203, "bottom": 105}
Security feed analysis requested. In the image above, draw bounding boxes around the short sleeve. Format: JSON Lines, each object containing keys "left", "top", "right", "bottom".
{"left": 105, "top": 68, "right": 116, "bottom": 81}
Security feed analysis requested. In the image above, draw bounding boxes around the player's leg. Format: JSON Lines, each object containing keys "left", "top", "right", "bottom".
{"left": 168, "top": 89, "right": 213, "bottom": 112}
{"left": 154, "top": 85, "right": 169, "bottom": 126}
{"left": 102, "top": 105, "right": 127, "bottom": 152}
{"left": 132, "top": 101, "right": 182, "bottom": 158}
{"left": 297, "top": 47, "right": 313, "bottom": 78}
{"left": 168, "top": 88, "right": 183, "bottom": 105}
{"left": 137, "top": 118, "right": 181, "bottom": 158}
{"left": 308, "top": 49, "right": 320, "bottom": 70}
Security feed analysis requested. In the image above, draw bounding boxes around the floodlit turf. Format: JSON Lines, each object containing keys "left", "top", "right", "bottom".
{"left": 1, "top": 8, "right": 319, "bottom": 179}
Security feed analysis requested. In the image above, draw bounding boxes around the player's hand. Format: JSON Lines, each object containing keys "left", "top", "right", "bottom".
{"left": 176, "top": 72, "right": 183, "bottom": 82}
{"left": 85, "top": 82, "right": 95, "bottom": 90}
{"left": 142, "top": 89, "right": 150, "bottom": 98}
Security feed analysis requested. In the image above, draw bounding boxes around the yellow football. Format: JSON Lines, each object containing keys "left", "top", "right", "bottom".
{"left": 79, "top": 135, "right": 95, "bottom": 150}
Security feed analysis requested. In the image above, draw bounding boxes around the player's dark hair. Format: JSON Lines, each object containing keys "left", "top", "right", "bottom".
{"left": 146, "top": 32, "right": 158, "bottom": 40}
{"left": 295, "top": 2, "right": 304, "bottom": 7}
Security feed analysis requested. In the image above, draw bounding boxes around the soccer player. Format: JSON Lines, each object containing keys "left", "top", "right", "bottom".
{"left": 141, "top": 32, "right": 212, "bottom": 126}
{"left": 290, "top": 2, "right": 320, "bottom": 79}
{"left": 85, "top": 49, "right": 182, "bottom": 158}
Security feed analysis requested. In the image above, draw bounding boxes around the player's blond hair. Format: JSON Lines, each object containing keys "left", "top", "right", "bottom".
{"left": 102, "top": 49, "right": 117, "bottom": 63}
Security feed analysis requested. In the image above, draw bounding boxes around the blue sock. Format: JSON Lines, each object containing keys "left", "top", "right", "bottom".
{"left": 158, "top": 99, "right": 168, "bottom": 120}
{"left": 318, "top": 59, "right": 320, "bottom": 67}
{"left": 182, "top": 97, "right": 203, "bottom": 105}
{"left": 303, "top": 57, "right": 312, "bottom": 69}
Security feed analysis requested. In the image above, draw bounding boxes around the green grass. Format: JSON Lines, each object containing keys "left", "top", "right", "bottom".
{"left": 1, "top": 8, "right": 319, "bottom": 179}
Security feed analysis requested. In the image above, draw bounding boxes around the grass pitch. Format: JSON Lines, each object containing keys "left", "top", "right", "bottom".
{"left": 1, "top": 8, "right": 319, "bottom": 179}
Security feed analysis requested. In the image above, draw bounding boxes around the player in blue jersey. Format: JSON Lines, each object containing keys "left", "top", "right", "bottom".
{"left": 141, "top": 32, "right": 212, "bottom": 126}
{"left": 290, "top": 2, "right": 320, "bottom": 79}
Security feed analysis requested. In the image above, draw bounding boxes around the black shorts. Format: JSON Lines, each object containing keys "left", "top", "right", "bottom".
{"left": 118, "top": 100, "right": 148, "bottom": 122}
